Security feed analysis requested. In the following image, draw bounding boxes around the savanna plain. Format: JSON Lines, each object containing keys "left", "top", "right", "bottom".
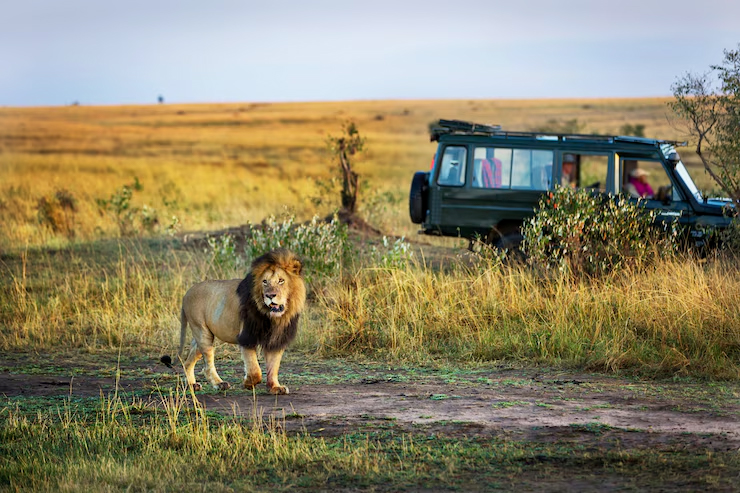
{"left": 1, "top": 98, "right": 739, "bottom": 491}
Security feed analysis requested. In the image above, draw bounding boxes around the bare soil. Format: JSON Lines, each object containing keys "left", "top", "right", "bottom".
{"left": 3, "top": 351, "right": 739, "bottom": 490}
{"left": 2, "top": 353, "right": 738, "bottom": 450}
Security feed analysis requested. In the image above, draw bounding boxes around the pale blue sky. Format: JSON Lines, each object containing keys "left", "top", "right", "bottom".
{"left": 2, "top": 0, "right": 738, "bottom": 106}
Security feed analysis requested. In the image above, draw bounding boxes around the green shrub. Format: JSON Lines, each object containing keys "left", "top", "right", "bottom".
{"left": 243, "top": 214, "right": 352, "bottom": 283}
{"left": 95, "top": 177, "right": 160, "bottom": 237}
{"left": 721, "top": 216, "right": 740, "bottom": 254}
{"left": 368, "top": 236, "right": 414, "bottom": 269}
{"left": 522, "top": 186, "right": 679, "bottom": 276}
{"left": 36, "top": 189, "right": 77, "bottom": 239}
{"left": 206, "top": 233, "right": 239, "bottom": 271}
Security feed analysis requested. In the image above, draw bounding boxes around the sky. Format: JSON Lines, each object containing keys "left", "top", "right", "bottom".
{"left": 2, "top": 0, "right": 739, "bottom": 107}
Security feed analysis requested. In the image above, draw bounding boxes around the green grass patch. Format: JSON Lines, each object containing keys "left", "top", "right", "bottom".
{"left": 1, "top": 394, "right": 738, "bottom": 492}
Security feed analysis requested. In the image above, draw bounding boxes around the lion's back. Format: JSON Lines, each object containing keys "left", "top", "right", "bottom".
{"left": 183, "top": 279, "right": 242, "bottom": 341}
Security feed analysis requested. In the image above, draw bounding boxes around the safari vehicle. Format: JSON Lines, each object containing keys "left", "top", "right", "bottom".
{"left": 409, "top": 119, "right": 732, "bottom": 249}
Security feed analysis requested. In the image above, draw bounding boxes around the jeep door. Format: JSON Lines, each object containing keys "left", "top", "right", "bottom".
{"left": 428, "top": 144, "right": 470, "bottom": 236}
{"left": 463, "top": 145, "right": 554, "bottom": 237}
{"left": 617, "top": 154, "right": 693, "bottom": 228}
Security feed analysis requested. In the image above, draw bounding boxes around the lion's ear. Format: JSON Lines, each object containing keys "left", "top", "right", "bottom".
{"left": 287, "top": 258, "right": 302, "bottom": 276}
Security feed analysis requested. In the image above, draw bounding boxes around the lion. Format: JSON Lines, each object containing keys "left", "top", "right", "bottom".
{"left": 177, "top": 248, "right": 306, "bottom": 394}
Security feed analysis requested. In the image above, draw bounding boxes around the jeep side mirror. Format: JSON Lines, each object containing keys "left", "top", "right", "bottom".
{"left": 667, "top": 152, "right": 680, "bottom": 169}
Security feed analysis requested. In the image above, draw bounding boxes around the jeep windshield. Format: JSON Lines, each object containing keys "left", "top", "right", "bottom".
{"left": 662, "top": 144, "right": 702, "bottom": 202}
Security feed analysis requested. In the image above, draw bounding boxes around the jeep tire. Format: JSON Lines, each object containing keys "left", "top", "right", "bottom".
{"left": 409, "top": 171, "right": 429, "bottom": 224}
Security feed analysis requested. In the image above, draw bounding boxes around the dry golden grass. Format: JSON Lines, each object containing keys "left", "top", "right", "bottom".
{"left": 0, "top": 97, "right": 711, "bottom": 250}
{"left": 315, "top": 256, "right": 740, "bottom": 379}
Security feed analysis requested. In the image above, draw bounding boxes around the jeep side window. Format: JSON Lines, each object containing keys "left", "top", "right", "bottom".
{"left": 472, "top": 147, "right": 553, "bottom": 190}
{"left": 437, "top": 146, "right": 466, "bottom": 186}
{"left": 621, "top": 158, "right": 678, "bottom": 201}
{"left": 493, "top": 148, "right": 513, "bottom": 187}
{"left": 472, "top": 146, "right": 502, "bottom": 188}
{"left": 562, "top": 153, "right": 608, "bottom": 191}
{"left": 533, "top": 150, "right": 554, "bottom": 190}
{"left": 512, "top": 149, "right": 554, "bottom": 190}
{"left": 580, "top": 154, "right": 608, "bottom": 192}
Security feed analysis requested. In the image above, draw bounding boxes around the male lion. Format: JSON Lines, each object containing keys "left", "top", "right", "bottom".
{"left": 178, "top": 248, "right": 306, "bottom": 394}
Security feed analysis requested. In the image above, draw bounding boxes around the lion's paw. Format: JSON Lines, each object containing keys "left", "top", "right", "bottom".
{"left": 243, "top": 375, "right": 262, "bottom": 389}
{"left": 268, "top": 385, "right": 289, "bottom": 395}
{"left": 190, "top": 382, "right": 202, "bottom": 392}
{"left": 216, "top": 381, "right": 231, "bottom": 391}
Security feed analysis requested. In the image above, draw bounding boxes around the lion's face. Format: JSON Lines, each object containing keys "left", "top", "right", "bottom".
{"left": 258, "top": 266, "right": 291, "bottom": 317}
{"left": 250, "top": 249, "right": 305, "bottom": 320}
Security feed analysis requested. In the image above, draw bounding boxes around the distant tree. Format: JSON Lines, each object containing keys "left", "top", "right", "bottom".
{"left": 669, "top": 44, "right": 740, "bottom": 208}
{"left": 327, "top": 121, "right": 365, "bottom": 215}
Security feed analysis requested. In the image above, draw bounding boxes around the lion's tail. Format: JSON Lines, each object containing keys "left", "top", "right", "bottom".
{"left": 178, "top": 306, "right": 188, "bottom": 357}
{"left": 159, "top": 307, "right": 186, "bottom": 369}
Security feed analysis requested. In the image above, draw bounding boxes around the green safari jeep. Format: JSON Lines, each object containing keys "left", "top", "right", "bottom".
{"left": 409, "top": 119, "right": 732, "bottom": 249}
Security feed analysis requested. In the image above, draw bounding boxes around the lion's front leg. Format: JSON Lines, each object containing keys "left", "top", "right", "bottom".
{"left": 239, "top": 346, "right": 263, "bottom": 389}
{"left": 264, "top": 348, "right": 288, "bottom": 395}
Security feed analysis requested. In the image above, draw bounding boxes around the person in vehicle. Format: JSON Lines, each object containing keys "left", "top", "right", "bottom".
{"left": 561, "top": 154, "right": 577, "bottom": 187}
{"left": 625, "top": 168, "right": 654, "bottom": 198}
{"left": 480, "top": 149, "right": 502, "bottom": 188}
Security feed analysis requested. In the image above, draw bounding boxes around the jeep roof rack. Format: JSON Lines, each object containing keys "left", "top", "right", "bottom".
{"left": 430, "top": 119, "right": 686, "bottom": 147}
{"left": 495, "top": 130, "right": 687, "bottom": 147}
{"left": 430, "top": 119, "right": 502, "bottom": 141}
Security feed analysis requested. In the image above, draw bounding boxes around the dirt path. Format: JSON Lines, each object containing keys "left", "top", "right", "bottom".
{"left": 199, "top": 369, "right": 740, "bottom": 452}
{"left": 2, "top": 356, "right": 738, "bottom": 453}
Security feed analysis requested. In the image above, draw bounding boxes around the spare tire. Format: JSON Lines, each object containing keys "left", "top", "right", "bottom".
{"left": 409, "top": 172, "right": 429, "bottom": 224}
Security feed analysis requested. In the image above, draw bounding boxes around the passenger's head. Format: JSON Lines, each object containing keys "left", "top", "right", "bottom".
{"left": 562, "top": 154, "right": 576, "bottom": 176}
{"left": 630, "top": 168, "right": 650, "bottom": 183}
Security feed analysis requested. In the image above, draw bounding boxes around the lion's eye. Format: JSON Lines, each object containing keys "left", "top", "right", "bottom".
{"left": 262, "top": 280, "right": 268, "bottom": 285}
{"left": 278, "top": 278, "right": 285, "bottom": 284}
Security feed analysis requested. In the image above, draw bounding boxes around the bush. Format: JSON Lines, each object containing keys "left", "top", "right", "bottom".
{"left": 721, "top": 216, "right": 740, "bottom": 254}
{"left": 243, "top": 215, "right": 352, "bottom": 284}
{"left": 36, "top": 189, "right": 77, "bottom": 239}
{"left": 521, "top": 187, "right": 679, "bottom": 276}
{"left": 368, "top": 236, "right": 414, "bottom": 269}
{"left": 95, "top": 177, "right": 159, "bottom": 237}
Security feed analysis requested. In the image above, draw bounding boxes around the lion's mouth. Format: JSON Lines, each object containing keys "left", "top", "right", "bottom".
{"left": 268, "top": 303, "right": 285, "bottom": 316}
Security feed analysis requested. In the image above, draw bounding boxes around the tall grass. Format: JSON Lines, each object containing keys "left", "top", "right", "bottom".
{"left": 315, "top": 256, "right": 740, "bottom": 379}
{"left": 0, "top": 239, "right": 229, "bottom": 350}
{"left": 2, "top": 231, "right": 739, "bottom": 379}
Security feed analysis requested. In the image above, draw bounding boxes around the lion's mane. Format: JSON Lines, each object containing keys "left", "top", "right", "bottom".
{"left": 236, "top": 248, "right": 306, "bottom": 351}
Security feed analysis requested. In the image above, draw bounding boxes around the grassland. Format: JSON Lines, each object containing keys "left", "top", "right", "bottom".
{"left": 1, "top": 99, "right": 739, "bottom": 491}
{"left": 0, "top": 97, "right": 714, "bottom": 250}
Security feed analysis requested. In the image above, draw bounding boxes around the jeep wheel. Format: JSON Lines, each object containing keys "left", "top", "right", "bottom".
{"left": 409, "top": 171, "right": 429, "bottom": 224}
{"left": 494, "top": 232, "right": 526, "bottom": 262}
{"left": 494, "top": 232, "right": 524, "bottom": 250}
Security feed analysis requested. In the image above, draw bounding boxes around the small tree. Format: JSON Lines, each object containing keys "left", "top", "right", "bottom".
{"left": 669, "top": 44, "right": 740, "bottom": 208}
{"left": 327, "top": 121, "right": 365, "bottom": 214}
